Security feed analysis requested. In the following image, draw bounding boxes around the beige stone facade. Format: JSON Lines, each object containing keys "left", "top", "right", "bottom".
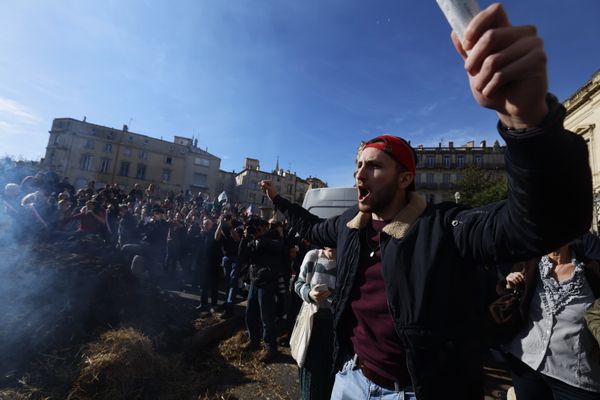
{"left": 42, "top": 118, "right": 221, "bottom": 197}
{"left": 226, "top": 158, "right": 327, "bottom": 214}
{"left": 563, "top": 69, "right": 600, "bottom": 232}
{"left": 414, "top": 140, "right": 506, "bottom": 203}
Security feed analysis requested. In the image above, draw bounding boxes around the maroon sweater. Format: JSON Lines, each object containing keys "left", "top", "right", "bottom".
{"left": 345, "top": 219, "right": 411, "bottom": 383}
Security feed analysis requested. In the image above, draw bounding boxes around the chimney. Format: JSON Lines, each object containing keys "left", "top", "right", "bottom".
{"left": 123, "top": 124, "right": 128, "bottom": 132}
{"left": 480, "top": 140, "right": 486, "bottom": 148}
{"left": 449, "top": 141, "right": 454, "bottom": 148}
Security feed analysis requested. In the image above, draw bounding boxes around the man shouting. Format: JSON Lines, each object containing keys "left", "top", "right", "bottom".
{"left": 260, "top": 3, "right": 592, "bottom": 400}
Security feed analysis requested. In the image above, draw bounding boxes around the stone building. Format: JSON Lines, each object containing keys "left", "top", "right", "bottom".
{"left": 42, "top": 118, "right": 221, "bottom": 197}
{"left": 226, "top": 158, "right": 327, "bottom": 215}
{"left": 563, "top": 69, "right": 600, "bottom": 232}
{"left": 306, "top": 176, "right": 328, "bottom": 190}
{"left": 414, "top": 140, "right": 506, "bottom": 203}
{"left": 215, "top": 169, "right": 237, "bottom": 201}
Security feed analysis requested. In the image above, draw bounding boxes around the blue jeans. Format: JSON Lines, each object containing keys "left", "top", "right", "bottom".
{"left": 245, "top": 281, "right": 277, "bottom": 347}
{"left": 222, "top": 256, "right": 239, "bottom": 305}
{"left": 506, "top": 353, "right": 600, "bottom": 400}
{"left": 330, "top": 357, "right": 416, "bottom": 400}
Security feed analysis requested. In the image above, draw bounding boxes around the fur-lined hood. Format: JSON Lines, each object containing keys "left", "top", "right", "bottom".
{"left": 345, "top": 192, "right": 428, "bottom": 239}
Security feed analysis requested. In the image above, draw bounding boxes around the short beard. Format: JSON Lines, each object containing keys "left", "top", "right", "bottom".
{"left": 358, "top": 177, "right": 400, "bottom": 214}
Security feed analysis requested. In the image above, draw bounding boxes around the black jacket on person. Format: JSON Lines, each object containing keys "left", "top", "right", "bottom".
{"left": 239, "top": 230, "right": 284, "bottom": 286}
{"left": 140, "top": 219, "right": 169, "bottom": 257}
{"left": 272, "top": 97, "right": 592, "bottom": 400}
{"left": 118, "top": 213, "right": 139, "bottom": 246}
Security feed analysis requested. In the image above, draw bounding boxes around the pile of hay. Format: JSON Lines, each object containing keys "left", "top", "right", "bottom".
{"left": 68, "top": 328, "right": 169, "bottom": 400}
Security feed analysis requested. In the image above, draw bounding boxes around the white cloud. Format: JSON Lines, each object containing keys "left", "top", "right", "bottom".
{"left": 418, "top": 102, "right": 438, "bottom": 116}
{"left": 0, "top": 97, "right": 40, "bottom": 124}
{"left": 0, "top": 99, "right": 46, "bottom": 160}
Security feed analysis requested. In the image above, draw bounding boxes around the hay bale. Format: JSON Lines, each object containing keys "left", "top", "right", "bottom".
{"left": 0, "top": 389, "right": 30, "bottom": 400}
{"left": 68, "top": 328, "right": 167, "bottom": 400}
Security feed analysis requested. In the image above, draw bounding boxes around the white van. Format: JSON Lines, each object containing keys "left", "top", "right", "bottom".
{"left": 301, "top": 187, "right": 357, "bottom": 219}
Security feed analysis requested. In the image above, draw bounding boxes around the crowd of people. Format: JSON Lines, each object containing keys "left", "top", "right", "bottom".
{"left": 4, "top": 3, "right": 600, "bottom": 399}
{"left": 0, "top": 169, "right": 316, "bottom": 364}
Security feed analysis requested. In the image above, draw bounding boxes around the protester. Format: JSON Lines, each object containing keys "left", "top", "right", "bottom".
{"left": 129, "top": 183, "right": 143, "bottom": 203}
{"left": 215, "top": 212, "right": 241, "bottom": 319}
{"left": 195, "top": 217, "right": 219, "bottom": 314}
{"left": 259, "top": 4, "right": 592, "bottom": 399}
{"left": 294, "top": 247, "right": 337, "bottom": 400}
{"left": 501, "top": 240, "right": 600, "bottom": 399}
{"left": 63, "top": 199, "right": 107, "bottom": 236}
{"left": 57, "top": 177, "right": 75, "bottom": 199}
{"left": 122, "top": 206, "right": 169, "bottom": 277}
{"left": 117, "top": 204, "right": 139, "bottom": 247}
{"left": 240, "top": 218, "right": 284, "bottom": 362}
{"left": 165, "top": 212, "right": 187, "bottom": 273}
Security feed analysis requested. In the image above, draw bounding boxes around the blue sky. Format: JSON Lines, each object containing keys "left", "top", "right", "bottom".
{"left": 1, "top": 0, "right": 599, "bottom": 187}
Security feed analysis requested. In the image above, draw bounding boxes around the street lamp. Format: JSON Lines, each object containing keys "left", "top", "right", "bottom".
{"left": 454, "top": 191, "right": 461, "bottom": 204}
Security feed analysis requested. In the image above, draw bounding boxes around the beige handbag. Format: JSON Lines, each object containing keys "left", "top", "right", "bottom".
{"left": 290, "top": 301, "right": 318, "bottom": 367}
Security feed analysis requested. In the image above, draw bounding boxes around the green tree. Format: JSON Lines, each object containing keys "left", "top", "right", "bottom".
{"left": 455, "top": 166, "right": 507, "bottom": 207}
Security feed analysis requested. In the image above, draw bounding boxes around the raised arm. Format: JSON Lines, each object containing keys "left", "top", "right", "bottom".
{"left": 446, "top": 4, "right": 592, "bottom": 264}
{"left": 260, "top": 180, "right": 339, "bottom": 249}
{"left": 453, "top": 3, "right": 547, "bottom": 129}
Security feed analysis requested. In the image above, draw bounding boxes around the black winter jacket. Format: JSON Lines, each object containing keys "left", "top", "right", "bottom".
{"left": 273, "top": 96, "right": 592, "bottom": 400}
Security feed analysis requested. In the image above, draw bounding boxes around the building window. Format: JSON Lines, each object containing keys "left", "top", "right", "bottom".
{"left": 161, "top": 169, "right": 171, "bottom": 183}
{"left": 123, "top": 147, "right": 132, "bottom": 157}
{"left": 80, "top": 154, "right": 92, "bottom": 171}
{"left": 99, "top": 158, "right": 111, "bottom": 174}
{"left": 193, "top": 173, "right": 207, "bottom": 187}
{"left": 128, "top": 136, "right": 134, "bottom": 143}
{"left": 474, "top": 155, "right": 482, "bottom": 167}
{"left": 139, "top": 151, "right": 148, "bottom": 160}
{"left": 104, "top": 143, "right": 112, "bottom": 153}
{"left": 456, "top": 155, "right": 465, "bottom": 168}
{"left": 287, "top": 184, "right": 293, "bottom": 194}
{"left": 417, "top": 155, "right": 423, "bottom": 167}
{"left": 443, "top": 173, "right": 450, "bottom": 184}
{"left": 443, "top": 155, "right": 451, "bottom": 168}
{"left": 119, "top": 161, "right": 130, "bottom": 177}
{"left": 194, "top": 157, "right": 210, "bottom": 167}
{"left": 165, "top": 156, "right": 172, "bottom": 165}
{"left": 84, "top": 139, "right": 95, "bottom": 150}
{"left": 426, "top": 173, "right": 434, "bottom": 184}
{"left": 136, "top": 164, "right": 146, "bottom": 180}
{"left": 415, "top": 174, "right": 421, "bottom": 184}
{"left": 426, "top": 155, "right": 435, "bottom": 168}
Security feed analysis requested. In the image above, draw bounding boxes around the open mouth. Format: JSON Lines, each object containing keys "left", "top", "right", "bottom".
{"left": 358, "top": 187, "right": 371, "bottom": 202}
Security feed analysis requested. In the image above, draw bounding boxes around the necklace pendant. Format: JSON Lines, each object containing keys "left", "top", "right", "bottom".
{"left": 370, "top": 250, "right": 375, "bottom": 258}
